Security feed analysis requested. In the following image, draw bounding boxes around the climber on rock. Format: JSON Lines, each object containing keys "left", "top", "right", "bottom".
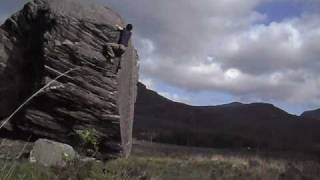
{"left": 104, "top": 24, "right": 133, "bottom": 73}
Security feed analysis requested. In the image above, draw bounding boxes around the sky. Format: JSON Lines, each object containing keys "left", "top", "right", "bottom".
{"left": 1, "top": 0, "right": 320, "bottom": 115}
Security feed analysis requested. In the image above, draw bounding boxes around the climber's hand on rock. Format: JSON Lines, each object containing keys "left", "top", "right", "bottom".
{"left": 115, "top": 24, "right": 124, "bottom": 31}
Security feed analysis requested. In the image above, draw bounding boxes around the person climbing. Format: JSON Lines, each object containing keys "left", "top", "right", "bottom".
{"left": 104, "top": 24, "right": 133, "bottom": 73}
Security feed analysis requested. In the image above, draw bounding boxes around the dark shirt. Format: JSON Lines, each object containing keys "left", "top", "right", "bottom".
{"left": 118, "top": 29, "right": 132, "bottom": 47}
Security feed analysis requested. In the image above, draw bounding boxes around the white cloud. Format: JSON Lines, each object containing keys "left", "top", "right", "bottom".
{"left": 0, "top": 15, "right": 5, "bottom": 24}
{"left": 1, "top": 0, "right": 320, "bottom": 111}
{"left": 158, "top": 91, "right": 191, "bottom": 104}
{"left": 140, "top": 78, "right": 154, "bottom": 90}
{"left": 134, "top": 7, "right": 320, "bottom": 108}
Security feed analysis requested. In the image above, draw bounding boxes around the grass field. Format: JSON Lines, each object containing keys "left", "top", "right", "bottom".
{"left": 0, "top": 140, "right": 320, "bottom": 180}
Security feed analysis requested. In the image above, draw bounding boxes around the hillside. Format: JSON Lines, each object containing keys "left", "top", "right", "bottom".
{"left": 301, "top": 109, "right": 320, "bottom": 121}
{"left": 134, "top": 82, "right": 320, "bottom": 154}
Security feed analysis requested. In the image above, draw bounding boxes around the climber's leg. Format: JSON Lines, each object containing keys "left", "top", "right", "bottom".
{"left": 117, "top": 45, "right": 127, "bottom": 57}
{"left": 104, "top": 43, "right": 119, "bottom": 62}
{"left": 115, "top": 57, "right": 121, "bottom": 73}
{"left": 115, "top": 45, "right": 126, "bottom": 73}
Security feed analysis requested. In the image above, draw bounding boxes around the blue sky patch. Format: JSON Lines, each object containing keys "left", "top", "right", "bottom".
{"left": 257, "top": 0, "right": 304, "bottom": 23}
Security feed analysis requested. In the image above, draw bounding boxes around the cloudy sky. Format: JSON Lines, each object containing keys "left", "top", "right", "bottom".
{"left": 1, "top": 0, "right": 320, "bottom": 115}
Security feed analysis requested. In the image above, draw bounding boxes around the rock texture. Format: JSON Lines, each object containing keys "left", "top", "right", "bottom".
{"left": 0, "top": 0, "right": 138, "bottom": 157}
{"left": 30, "top": 139, "right": 77, "bottom": 167}
{"left": 0, "top": 138, "right": 33, "bottom": 160}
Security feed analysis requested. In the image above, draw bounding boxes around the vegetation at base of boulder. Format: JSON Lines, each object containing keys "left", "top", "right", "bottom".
{"left": 62, "top": 152, "right": 74, "bottom": 165}
{"left": 73, "top": 128, "right": 100, "bottom": 156}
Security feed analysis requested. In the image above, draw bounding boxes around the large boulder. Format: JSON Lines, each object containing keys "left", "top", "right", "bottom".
{"left": 0, "top": 0, "right": 138, "bottom": 157}
{"left": 29, "top": 139, "right": 77, "bottom": 167}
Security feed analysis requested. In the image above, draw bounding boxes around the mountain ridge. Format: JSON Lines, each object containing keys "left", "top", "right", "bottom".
{"left": 301, "top": 108, "right": 320, "bottom": 121}
{"left": 134, "top": 82, "right": 320, "bottom": 154}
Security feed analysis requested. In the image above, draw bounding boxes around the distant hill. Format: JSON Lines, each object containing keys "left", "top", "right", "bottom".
{"left": 134, "top": 82, "right": 320, "bottom": 154}
{"left": 301, "top": 109, "right": 320, "bottom": 121}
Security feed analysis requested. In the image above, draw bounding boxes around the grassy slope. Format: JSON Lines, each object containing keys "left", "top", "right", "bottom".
{"left": 0, "top": 157, "right": 281, "bottom": 180}
{"left": 0, "top": 141, "right": 320, "bottom": 180}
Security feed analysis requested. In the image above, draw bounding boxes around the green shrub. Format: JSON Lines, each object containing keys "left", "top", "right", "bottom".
{"left": 75, "top": 128, "right": 100, "bottom": 156}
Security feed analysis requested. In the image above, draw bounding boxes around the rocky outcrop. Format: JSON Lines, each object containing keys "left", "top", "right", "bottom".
{"left": 0, "top": 0, "right": 138, "bottom": 157}
{"left": 30, "top": 139, "right": 77, "bottom": 167}
{"left": 0, "top": 138, "right": 33, "bottom": 160}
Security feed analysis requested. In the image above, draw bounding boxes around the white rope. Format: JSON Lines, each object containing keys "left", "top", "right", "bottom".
{"left": 45, "top": 65, "right": 73, "bottom": 79}
{"left": 0, "top": 67, "right": 80, "bottom": 130}
{"left": 0, "top": 57, "right": 115, "bottom": 130}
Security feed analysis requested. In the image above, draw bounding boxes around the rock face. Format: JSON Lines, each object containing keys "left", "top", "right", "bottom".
{"left": 30, "top": 139, "right": 77, "bottom": 167}
{"left": 0, "top": 138, "right": 33, "bottom": 160}
{"left": 0, "top": 0, "right": 138, "bottom": 157}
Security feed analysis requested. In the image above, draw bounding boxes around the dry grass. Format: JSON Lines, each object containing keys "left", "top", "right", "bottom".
{"left": 0, "top": 141, "right": 320, "bottom": 179}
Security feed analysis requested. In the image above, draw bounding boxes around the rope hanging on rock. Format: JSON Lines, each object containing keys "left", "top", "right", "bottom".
{"left": 0, "top": 67, "right": 80, "bottom": 130}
